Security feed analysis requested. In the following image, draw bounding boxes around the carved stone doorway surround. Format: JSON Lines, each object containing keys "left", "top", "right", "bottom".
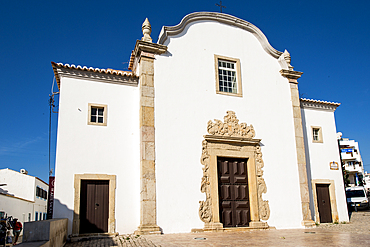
{"left": 198, "top": 111, "right": 270, "bottom": 231}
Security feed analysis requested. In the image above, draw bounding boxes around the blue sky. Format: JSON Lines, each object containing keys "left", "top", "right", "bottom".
{"left": 1, "top": 0, "right": 369, "bottom": 183}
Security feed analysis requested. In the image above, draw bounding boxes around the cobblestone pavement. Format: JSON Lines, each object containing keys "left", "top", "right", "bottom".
{"left": 65, "top": 211, "right": 370, "bottom": 247}
{"left": 65, "top": 234, "right": 157, "bottom": 247}
{"left": 316, "top": 209, "right": 370, "bottom": 234}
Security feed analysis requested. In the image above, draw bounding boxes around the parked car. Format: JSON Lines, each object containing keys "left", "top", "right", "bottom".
{"left": 346, "top": 186, "right": 369, "bottom": 211}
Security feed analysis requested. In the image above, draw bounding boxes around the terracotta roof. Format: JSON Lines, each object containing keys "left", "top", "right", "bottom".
{"left": 300, "top": 98, "right": 341, "bottom": 106}
{"left": 51, "top": 62, "right": 137, "bottom": 89}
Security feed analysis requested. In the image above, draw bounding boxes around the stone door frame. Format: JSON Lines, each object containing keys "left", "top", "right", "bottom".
{"left": 311, "top": 179, "right": 339, "bottom": 224}
{"left": 72, "top": 174, "right": 116, "bottom": 236}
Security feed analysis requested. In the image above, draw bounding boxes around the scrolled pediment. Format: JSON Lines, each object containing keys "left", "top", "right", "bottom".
{"left": 207, "top": 111, "right": 255, "bottom": 138}
{"left": 158, "top": 12, "right": 283, "bottom": 59}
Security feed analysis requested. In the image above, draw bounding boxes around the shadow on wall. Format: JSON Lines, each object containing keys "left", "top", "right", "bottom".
{"left": 53, "top": 198, "right": 74, "bottom": 235}
{"left": 0, "top": 187, "right": 14, "bottom": 196}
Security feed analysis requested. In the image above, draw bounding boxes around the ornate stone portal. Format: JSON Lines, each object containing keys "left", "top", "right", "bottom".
{"left": 199, "top": 111, "right": 270, "bottom": 230}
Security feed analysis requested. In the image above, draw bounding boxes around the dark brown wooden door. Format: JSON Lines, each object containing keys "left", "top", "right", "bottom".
{"left": 80, "top": 180, "right": 109, "bottom": 233}
{"left": 218, "top": 157, "right": 250, "bottom": 227}
{"left": 316, "top": 184, "right": 332, "bottom": 223}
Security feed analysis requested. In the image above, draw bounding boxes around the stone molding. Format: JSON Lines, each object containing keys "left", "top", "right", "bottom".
{"left": 280, "top": 69, "right": 303, "bottom": 82}
{"left": 52, "top": 65, "right": 138, "bottom": 89}
{"left": 199, "top": 111, "right": 269, "bottom": 230}
{"left": 131, "top": 40, "right": 167, "bottom": 73}
{"left": 157, "top": 12, "right": 283, "bottom": 59}
{"left": 300, "top": 98, "right": 340, "bottom": 111}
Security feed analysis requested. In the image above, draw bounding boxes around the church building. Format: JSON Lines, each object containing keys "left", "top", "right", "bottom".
{"left": 51, "top": 12, "right": 348, "bottom": 236}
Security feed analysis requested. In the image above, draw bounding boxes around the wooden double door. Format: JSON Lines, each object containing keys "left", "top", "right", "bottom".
{"left": 218, "top": 157, "right": 250, "bottom": 227}
{"left": 80, "top": 180, "right": 109, "bottom": 234}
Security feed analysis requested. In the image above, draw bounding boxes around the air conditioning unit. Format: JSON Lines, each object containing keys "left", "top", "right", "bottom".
{"left": 20, "top": 169, "right": 28, "bottom": 175}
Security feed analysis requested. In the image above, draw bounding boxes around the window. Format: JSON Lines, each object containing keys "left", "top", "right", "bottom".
{"left": 36, "top": 186, "right": 48, "bottom": 200}
{"left": 347, "top": 161, "right": 355, "bottom": 166}
{"left": 35, "top": 212, "right": 38, "bottom": 221}
{"left": 215, "top": 55, "right": 242, "bottom": 97}
{"left": 312, "top": 126, "right": 323, "bottom": 143}
{"left": 88, "top": 103, "right": 107, "bottom": 126}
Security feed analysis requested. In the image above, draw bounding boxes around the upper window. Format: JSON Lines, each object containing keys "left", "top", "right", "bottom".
{"left": 215, "top": 55, "right": 242, "bottom": 97}
{"left": 312, "top": 126, "right": 323, "bottom": 143}
{"left": 88, "top": 103, "right": 107, "bottom": 126}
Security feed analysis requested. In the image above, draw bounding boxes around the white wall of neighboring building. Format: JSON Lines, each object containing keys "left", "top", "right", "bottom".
{"left": 0, "top": 194, "right": 34, "bottom": 223}
{"left": 0, "top": 169, "right": 35, "bottom": 202}
{"left": 339, "top": 138, "right": 364, "bottom": 186}
{"left": 301, "top": 106, "right": 349, "bottom": 222}
{"left": 154, "top": 20, "right": 303, "bottom": 232}
{"left": 54, "top": 76, "right": 140, "bottom": 235}
{"left": 0, "top": 168, "right": 49, "bottom": 224}
{"left": 34, "top": 178, "right": 48, "bottom": 220}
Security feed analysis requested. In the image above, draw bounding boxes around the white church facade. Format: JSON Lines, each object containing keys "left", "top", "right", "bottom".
{"left": 51, "top": 12, "right": 348, "bottom": 236}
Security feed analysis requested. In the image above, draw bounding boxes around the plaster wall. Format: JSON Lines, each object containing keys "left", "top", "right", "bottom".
{"left": 301, "top": 107, "right": 349, "bottom": 222}
{"left": 54, "top": 77, "right": 140, "bottom": 235}
{"left": 0, "top": 194, "right": 34, "bottom": 224}
{"left": 0, "top": 169, "right": 36, "bottom": 201}
{"left": 154, "top": 20, "right": 304, "bottom": 232}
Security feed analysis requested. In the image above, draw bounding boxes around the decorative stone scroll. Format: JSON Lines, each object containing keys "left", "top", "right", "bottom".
{"left": 199, "top": 111, "right": 270, "bottom": 228}
{"left": 207, "top": 111, "right": 255, "bottom": 138}
{"left": 199, "top": 140, "right": 212, "bottom": 223}
{"left": 255, "top": 146, "right": 270, "bottom": 220}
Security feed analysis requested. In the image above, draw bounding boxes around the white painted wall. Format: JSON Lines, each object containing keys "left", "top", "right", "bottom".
{"left": 0, "top": 169, "right": 36, "bottom": 202}
{"left": 154, "top": 20, "right": 304, "bottom": 232}
{"left": 301, "top": 107, "right": 349, "bottom": 222}
{"left": 0, "top": 194, "right": 33, "bottom": 227}
{"left": 0, "top": 168, "right": 48, "bottom": 222}
{"left": 54, "top": 76, "right": 140, "bottom": 235}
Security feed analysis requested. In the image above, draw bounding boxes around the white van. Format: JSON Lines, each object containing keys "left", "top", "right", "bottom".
{"left": 346, "top": 186, "right": 369, "bottom": 211}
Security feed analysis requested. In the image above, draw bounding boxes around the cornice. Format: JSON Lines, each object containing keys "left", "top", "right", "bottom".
{"left": 133, "top": 40, "right": 167, "bottom": 57}
{"left": 300, "top": 98, "right": 340, "bottom": 111}
{"left": 131, "top": 40, "right": 167, "bottom": 73}
{"left": 280, "top": 69, "right": 303, "bottom": 81}
{"left": 51, "top": 62, "right": 138, "bottom": 89}
{"left": 157, "top": 12, "right": 283, "bottom": 59}
{"left": 204, "top": 135, "right": 261, "bottom": 145}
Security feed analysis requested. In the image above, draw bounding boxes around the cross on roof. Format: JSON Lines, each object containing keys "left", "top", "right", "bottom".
{"left": 216, "top": 1, "right": 226, "bottom": 13}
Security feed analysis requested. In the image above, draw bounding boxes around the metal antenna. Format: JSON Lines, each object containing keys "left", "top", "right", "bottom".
{"left": 216, "top": 1, "right": 226, "bottom": 13}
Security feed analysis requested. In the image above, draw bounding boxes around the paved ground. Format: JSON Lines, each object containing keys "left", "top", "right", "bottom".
{"left": 64, "top": 210, "right": 370, "bottom": 247}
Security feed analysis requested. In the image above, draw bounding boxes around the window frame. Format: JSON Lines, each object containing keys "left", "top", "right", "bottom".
{"left": 312, "top": 126, "right": 323, "bottom": 143}
{"left": 214, "top": 54, "right": 242, "bottom": 97}
{"left": 88, "top": 103, "right": 107, "bottom": 126}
